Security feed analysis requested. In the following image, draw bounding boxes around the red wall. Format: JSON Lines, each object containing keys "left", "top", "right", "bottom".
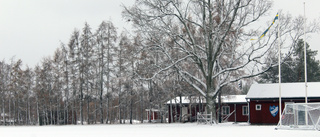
{"left": 167, "top": 103, "right": 248, "bottom": 123}
{"left": 223, "top": 104, "right": 248, "bottom": 122}
{"left": 249, "top": 98, "right": 320, "bottom": 124}
{"left": 249, "top": 100, "right": 283, "bottom": 124}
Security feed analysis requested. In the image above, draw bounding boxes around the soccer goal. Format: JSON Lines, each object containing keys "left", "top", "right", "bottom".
{"left": 276, "top": 103, "right": 320, "bottom": 130}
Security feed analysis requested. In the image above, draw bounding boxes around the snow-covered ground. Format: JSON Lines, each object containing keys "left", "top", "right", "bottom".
{"left": 0, "top": 123, "right": 318, "bottom": 137}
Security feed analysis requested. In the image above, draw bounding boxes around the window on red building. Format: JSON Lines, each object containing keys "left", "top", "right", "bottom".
{"left": 242, "top": 106, "right": 249, "bottom": 115}
{"left": 222, "top": 106, "right": 230, "bottom": 115}
{"left": 256, "top": 104, "right": 261, "bottom": 110}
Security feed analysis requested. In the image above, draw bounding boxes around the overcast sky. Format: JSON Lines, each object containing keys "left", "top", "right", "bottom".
{"left": 0, "top": 0, "right": 319, "bottom": 67}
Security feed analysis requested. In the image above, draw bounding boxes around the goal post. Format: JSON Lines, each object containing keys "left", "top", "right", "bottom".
{"left": 276, "top": 102, "right": 320, "bottom": 130}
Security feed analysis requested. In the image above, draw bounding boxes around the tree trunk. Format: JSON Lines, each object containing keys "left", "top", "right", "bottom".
{"left": 9, "top": 98, "right": 11, "bottom": 125}
{"left": 71, "top": 101, "right": 74, "bottom": 125}
{"left": 13, "top": 99, "right": 16, "bottom": 125}
{"left": 2, "top": 96, "right": 5, "bottom": 125}
{"left": 26, "top": 100, "right": 28, "bottom": 125}
{"left": 198, "top": 96, "right": 202, "bottom": 113}
{"left": 65, "top": 55, "right": 69, "bottom": 125}
{"left": 106, "top": 96, "right": 109, "bottom": 124}
{"left": 160, "top": 103, "right": 163, "bottom": 123}
{"left": 80, "top": 84, "right": 83, "bottom": 125}
{"left": 179, "top": 95, "right": 182, "bottom": 122}
{"left": 109, "top": 96, "right": 113, "bottom": 124}
{"left": 99, "top": 87, "right": 103, "bottom": 124}
{"left": 99, "top": 48, "right": 104, "bottom": 124}
{"left": 205, "top": 89, "right": 217, "bottom": 124}
{"left": 65, "top": 100, "right": 69, "bottom": 125}
{"left": 169, "top": 98, "right": 173, "bottom": 123}
{"left": 57, "top": 96, "right": 60, "bottom": 125}
{"left": 64, "top": 101, "right": 67, "bottom": 124}
{"left": 118, "top": 83, "right": 122, "bottom": 124}
{"left": 50, "top": 99, "right": 53, "bottom": 125}
{"left": 28, "top": 96, "right": 31, "bottom": 125}
{"left": 174, "top": 97, "right": 178, "bottom": 123}
{"left": 140, "top": 89, "right": 143, "bottom": 123}
{"left": 72, "top": 99, "right": 76, "bottom": 125}
{"left": 94, "top": 90, "right": 97, "bottom": 124}
{"left": 37, "top": 99, "right": 40, "bottom": 125}
{"left": 218, "top": 91, "right": 222, "bottom": 123}
{"left": 148, "top": 80, "right": 152, "bottom": 123}
{"left": 130, "top": 86, "right": 133, "bottom": 124}
{"left": 87, "top": 97, "right": 90, "bottom": 124}
{"left": 45, "top": 107, "right": 49, "bottom": 125}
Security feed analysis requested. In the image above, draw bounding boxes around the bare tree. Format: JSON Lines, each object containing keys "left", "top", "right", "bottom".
{"left": 22, "top": 66, "right": 34, "bottom": 125}
{"left": 79, "top": 22, "right": 95, "bottom": 125}
{"left": 61, "top": 43, "right": 71, "bottom": 124}
{"left": 95, "top": 21, "right": 117, "bottom": 124}
{"left": 0, "top": 60, "right": 11, "bottom": 125}
{"left": 123, "top": 0, "right": 317, "bottom": 118}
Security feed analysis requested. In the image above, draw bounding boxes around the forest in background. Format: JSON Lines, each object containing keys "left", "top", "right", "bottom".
{"left": 0, "top": 21, "right": 217, "bottom": 125}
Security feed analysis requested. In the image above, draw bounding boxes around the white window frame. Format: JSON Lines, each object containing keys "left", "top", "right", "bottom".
{"left": 256, "top": 104, "right": 261, "bottom": 111}
{"left": 242, "top": 105, "right": 249, "bottom": 115}
{"left": 222, "top": 106, "right": 230, "bottom": 115}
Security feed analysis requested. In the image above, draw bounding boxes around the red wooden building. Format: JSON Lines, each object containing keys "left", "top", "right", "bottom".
{"left": 246, "top": 82, "right": 320, "bottom": 125}
{"left": 220, "top": 95, "right": 248, "bottom": 122}
{"left": 166, "top": 96, "right": 206, "bottom": 123}
{"left": 166, "top": 95, "right": 248, "bottom": 123}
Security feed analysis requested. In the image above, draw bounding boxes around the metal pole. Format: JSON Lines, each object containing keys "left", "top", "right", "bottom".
{"left": 303, "top": 2, "right": 308, "bottom": 104}
{"left": 278, "top": 11, "right": 282, "bottom": 127}
{"left": 303, "top": 2, "right": 308, "bottom": 126}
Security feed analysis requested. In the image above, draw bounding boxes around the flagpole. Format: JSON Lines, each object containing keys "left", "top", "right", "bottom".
{"left": 278, "top": 11, "right": 282, "bottom": 127}
{"left": 303, "top": 2, "right": 308, "bottom": 126}
{"left": 303, "top": 2, "right": 308, "bottom": 104}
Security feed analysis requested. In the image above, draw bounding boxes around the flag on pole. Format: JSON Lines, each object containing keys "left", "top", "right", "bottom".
{"left": 251, "top": 13, "right": 279, "bottom": 40}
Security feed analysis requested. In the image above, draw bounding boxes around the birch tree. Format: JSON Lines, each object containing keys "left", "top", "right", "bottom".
{"left": 123, "top": 0, "right": 317, "bottom": 117}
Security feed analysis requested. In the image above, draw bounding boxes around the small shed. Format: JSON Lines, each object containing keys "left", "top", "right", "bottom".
{"left": 246, "top": 82, "right": 320, "bottom": 125}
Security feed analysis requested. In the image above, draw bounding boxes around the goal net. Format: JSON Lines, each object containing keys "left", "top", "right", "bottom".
{"left": 276, "top": 103, "right": 320, "bottom": 130}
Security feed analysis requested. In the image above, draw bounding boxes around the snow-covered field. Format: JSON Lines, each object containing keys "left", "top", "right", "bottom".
{"left": 0, "top": 123, "right": 318, "bottom": 137}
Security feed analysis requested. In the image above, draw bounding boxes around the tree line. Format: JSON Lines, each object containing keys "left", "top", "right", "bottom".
{"left": 0, "top": 20, "right": 200, "bottom": 125}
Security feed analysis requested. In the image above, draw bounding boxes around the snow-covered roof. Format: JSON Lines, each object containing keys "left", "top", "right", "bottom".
{"left": 166, "top": 95, "right": 247, "bottom": 104}
{"left": 246, "top": 82, "right": 320, "bottom": 99}
{"left": 221, "top": 95, "right": 247, "bottom": 103}
{"left": 166, "top": 96, "right": 206, "bottom": 104}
